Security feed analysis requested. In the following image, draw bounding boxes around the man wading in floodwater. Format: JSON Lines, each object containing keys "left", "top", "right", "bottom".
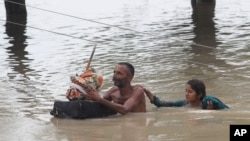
{"left": 85, "top": 62, "right": 146, "bottom": 115}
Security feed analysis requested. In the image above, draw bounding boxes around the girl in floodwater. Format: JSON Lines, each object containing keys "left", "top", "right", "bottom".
{"left": 143, "top": 79, "right": 229, "bottom": 110}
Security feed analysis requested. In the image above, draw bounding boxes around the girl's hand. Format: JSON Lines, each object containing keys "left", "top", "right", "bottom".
{"left": 206, "top": 101, "right": 214, "bottom": 109}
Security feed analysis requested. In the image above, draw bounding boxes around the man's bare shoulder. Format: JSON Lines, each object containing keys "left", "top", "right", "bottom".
{"left": 132, "top": 85, "right": 144, "bottom": 93}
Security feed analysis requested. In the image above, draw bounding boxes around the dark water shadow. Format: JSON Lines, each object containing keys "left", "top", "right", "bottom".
{"left": 184, "top": 0, "right": 230, "bottom": 78}
{"left": 191, "top": 0, "right": 217, "bottom": 48}
{"left": 5, "top": 14, "right": 34, "bottom": 79}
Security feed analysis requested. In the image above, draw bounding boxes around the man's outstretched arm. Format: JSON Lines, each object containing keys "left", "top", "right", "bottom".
{"left": 86, "top": 86, "right": 144, "bottom": 115}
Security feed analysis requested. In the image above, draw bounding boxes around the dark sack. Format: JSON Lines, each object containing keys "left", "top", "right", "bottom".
{"left": 50, "top": 100, "right": 117, "bottom": 119}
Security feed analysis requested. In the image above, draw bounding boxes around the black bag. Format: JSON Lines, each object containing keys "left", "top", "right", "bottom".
{"left": 50, "top": 100, "right": 117, "bottom": 119}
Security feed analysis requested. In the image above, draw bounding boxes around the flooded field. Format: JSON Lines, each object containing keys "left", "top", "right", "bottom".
{"left": 0, "top": 0, "right": 250, "bottom": 141}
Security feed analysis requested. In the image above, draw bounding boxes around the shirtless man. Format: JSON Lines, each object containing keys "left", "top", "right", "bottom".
{"left": 85, "top": 62, "right": 146, "bottom": 115}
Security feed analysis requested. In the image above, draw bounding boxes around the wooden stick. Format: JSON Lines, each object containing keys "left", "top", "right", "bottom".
{"left": 85, "top": 44, "right": 97, "bottom": 72}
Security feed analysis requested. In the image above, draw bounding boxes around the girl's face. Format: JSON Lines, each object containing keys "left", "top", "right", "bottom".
{"left": 185, "top": 84, "right": 200, "bottom": 103}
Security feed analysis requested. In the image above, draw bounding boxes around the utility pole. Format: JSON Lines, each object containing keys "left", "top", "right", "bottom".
{"left": 4, "top": 0, "right": 27, "bottom": 17}
{"left": 4, "top": 0, "right": 27, "bottom": 37}
{"left": 4, "top": 0, "right": 28, "bottom": 76}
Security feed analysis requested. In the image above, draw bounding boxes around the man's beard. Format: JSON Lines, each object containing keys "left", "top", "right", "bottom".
{"left": 113, "top": 78, "right": 125, "bottom": 88}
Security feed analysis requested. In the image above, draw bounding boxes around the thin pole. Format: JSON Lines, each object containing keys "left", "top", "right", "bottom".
{"left": 85, "top": 44, "right": 97, "bottom": 72}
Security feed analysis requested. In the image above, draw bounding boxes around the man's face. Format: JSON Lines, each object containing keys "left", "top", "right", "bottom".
{"left": 112, "top": 65, "right": 130, "bottom": 88}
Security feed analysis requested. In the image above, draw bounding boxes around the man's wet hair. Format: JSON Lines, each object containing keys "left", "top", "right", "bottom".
{"left": 187, "top": 79, "right": 206, "bottom": 100}
{"left": 117, "top": 62, "right": 135, "bottom": 77}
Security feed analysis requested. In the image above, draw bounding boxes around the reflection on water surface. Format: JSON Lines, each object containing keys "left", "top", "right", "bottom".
{"left": 0, "top": 0, "right": 250, "bottom": 141}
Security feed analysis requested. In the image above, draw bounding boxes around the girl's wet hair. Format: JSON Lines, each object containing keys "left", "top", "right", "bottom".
{"left": 187, "top": 79, "right": 206, "bottom": 100}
